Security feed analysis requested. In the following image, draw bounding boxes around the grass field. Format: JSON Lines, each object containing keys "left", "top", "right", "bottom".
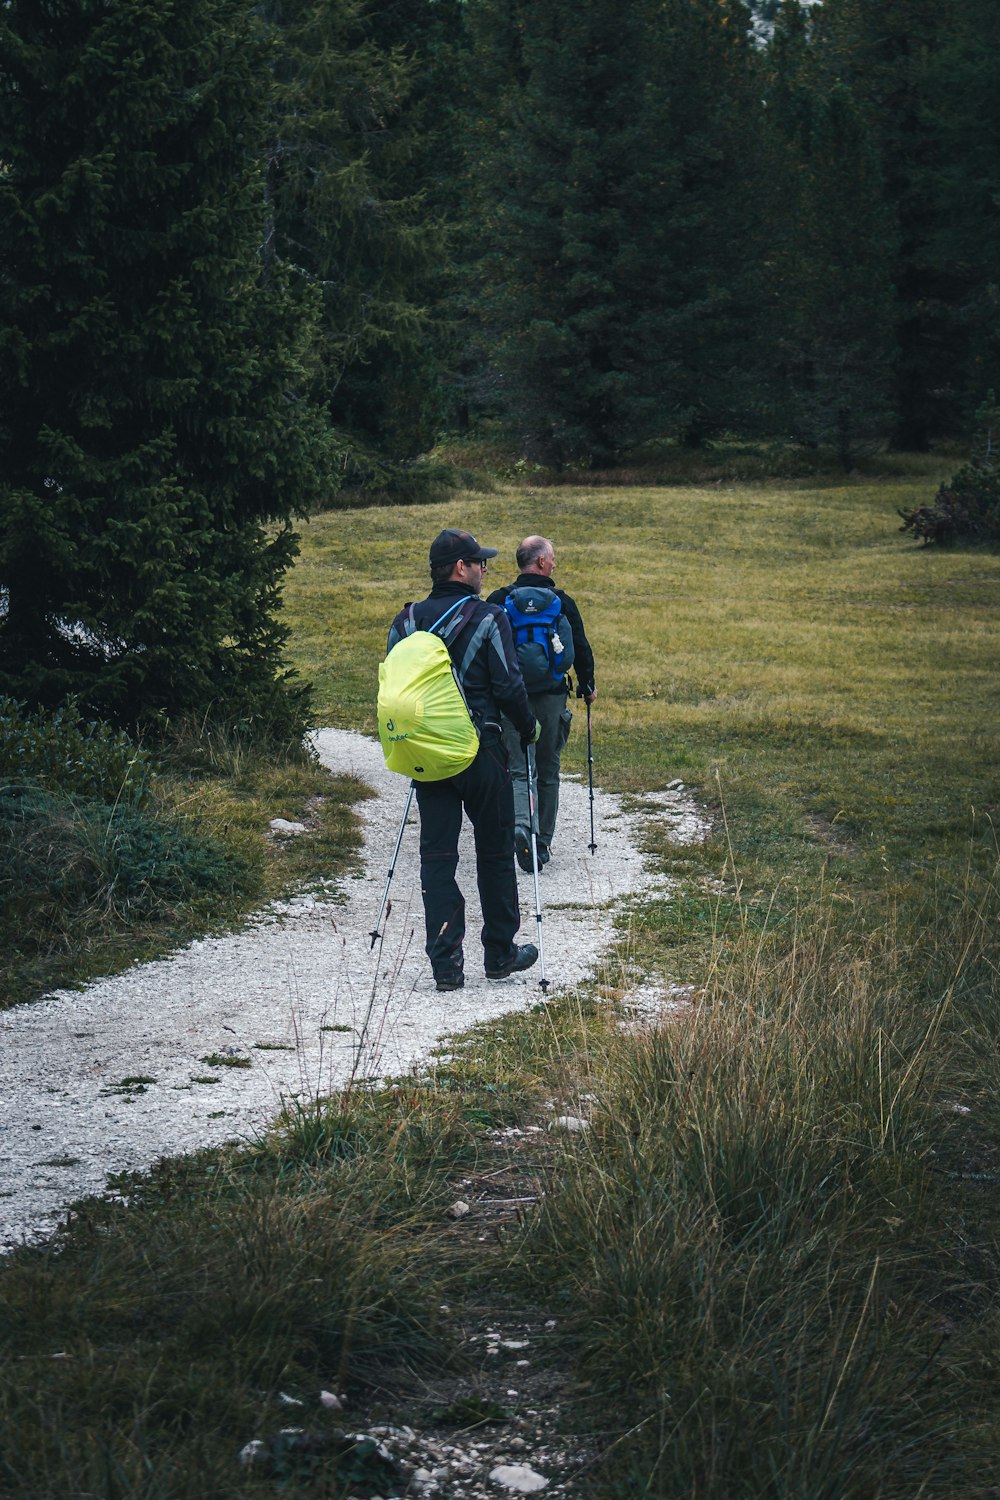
{"left": 1, "top": 465, "right": 997, "bottom": 1498}
{"left": 288, "top": 463, "right": 996, "bottom": 899}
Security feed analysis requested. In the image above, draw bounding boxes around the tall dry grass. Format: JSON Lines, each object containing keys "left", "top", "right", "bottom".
{"left": 516, "top": 872, "right": 999, "bottom": 1497}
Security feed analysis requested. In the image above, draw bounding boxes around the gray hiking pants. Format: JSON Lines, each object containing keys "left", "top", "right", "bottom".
{"left": 502, "top": 690, "right": 572, "bottom": 850}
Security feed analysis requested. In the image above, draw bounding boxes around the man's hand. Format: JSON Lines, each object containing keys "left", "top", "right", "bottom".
{"left": 578, "top": 684, "right": 597, "bottom": 703}
{"left": 520, "top": 719, "right": 541, "bottom": 751}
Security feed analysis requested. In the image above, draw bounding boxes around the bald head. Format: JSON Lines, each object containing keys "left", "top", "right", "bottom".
{"left": 516, "top": 535, "right": 554, "bottom": 575}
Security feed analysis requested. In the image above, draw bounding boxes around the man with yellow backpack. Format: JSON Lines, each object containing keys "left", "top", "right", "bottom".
{"left": 382, "top": 528, "right": 540, "bottom": 992}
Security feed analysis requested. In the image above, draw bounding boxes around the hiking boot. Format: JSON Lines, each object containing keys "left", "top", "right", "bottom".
{"left": 435, "top": 971, "right": 465, "bottom": 992}
{"left": 536, "top": 843, "right": 550, "bottom": 867}
{"left": 485, "top": 943, "right": 539, "bottom": 980}
{"left": 513, "top": 825, "right": 532, "bottom": 873}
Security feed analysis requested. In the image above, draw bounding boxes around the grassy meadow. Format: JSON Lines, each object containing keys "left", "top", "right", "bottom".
{"left": 1, "top": 464, "right": 998, "bottom": 1497}
{"left": 288, "top": 460, "right": 996, "bottom": 898}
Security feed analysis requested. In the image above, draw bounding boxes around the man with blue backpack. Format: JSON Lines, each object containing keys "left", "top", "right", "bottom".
{"left": 384, "top": 528, "right": 541, "bottom": 991}
{"left": 488, "top": 536, "right": 597, "bottom": 870}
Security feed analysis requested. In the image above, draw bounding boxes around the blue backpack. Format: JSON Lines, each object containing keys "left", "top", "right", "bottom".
{"left": 503, "top": 585, "right": 575, "bottom": 691}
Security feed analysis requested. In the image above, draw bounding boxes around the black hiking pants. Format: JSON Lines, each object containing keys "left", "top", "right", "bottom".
{"left": 414, "top": 726, "right": 520, "bottom": 979}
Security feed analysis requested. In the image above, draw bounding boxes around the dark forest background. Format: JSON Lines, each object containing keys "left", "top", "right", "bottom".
{"left": 2, "top": 0, "right": 998, "bottom": 733}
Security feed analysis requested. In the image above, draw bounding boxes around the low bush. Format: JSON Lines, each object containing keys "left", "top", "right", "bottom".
{"left": 899, "top": 395, "right": 1000, "bottom": 544}
{"left": 0, "top": 785, "right": 260, "bottom": 1002}
{"left": 320, "top": 445, "right": 493, "bottom": 509}
{"left": 0, "top": 696, "right": 150, "bottom": 803}
{"left": 1, "top": 787, "right": 256, "bottom": 919}
{"left": 899, "top": 461, "right": 1000, "bottom": 544}
{"left": 0, "top": 698, "right": 366, "bottom": 1007}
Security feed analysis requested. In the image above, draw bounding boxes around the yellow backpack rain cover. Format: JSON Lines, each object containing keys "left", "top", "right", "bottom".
{"left": 378, "top": 604, "right": 480, "bottom": 781}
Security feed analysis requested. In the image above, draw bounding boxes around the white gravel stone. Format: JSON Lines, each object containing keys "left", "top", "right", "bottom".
{"left": 0, "top": 727, "right": 707, "bottom": 1250}
{"left": 489, "top": 1463, "right": 549, "bottom": 1493}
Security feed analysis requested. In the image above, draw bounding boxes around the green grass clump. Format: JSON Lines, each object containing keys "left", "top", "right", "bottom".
{"left": 0, "top": 784, "right": 260, "bottom": 1006}
{"left": 0, "top": 1083, "right": 520, "bottom": 1498}
{"left": 0, "top": 738, "right": 367, "bottom": 1009}
{"left": 516, "top": 880, "right": 999, "bottom": 1497}
{"left": 0, "top": 696, "right": 151, "bottom": 804}
{"left": 101, "top": 1076, "right": 158, "bottom": 1097}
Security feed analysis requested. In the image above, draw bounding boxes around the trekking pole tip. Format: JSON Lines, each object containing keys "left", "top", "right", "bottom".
{"left": 369, "top": 930, "right": 380, "bottom": 949}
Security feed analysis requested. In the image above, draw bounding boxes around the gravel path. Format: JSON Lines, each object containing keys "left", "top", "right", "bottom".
{"left": 0, "top": 727, "right": 709, "bottom": 1249}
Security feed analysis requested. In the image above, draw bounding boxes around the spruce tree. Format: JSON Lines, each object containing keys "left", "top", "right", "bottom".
{"left": 810, "top": 0, "right": 972, "bottom": 447}
{"left": 262, "top": 0, "right": 452, "bottom": 477}
{"left": 348, "top": 0, "right": 471, "bottom": 439}
{"left": 462, "top": 0, "right": 766, "bottom": 467}
{"left": 764, "top": 4, "right": 896, "bottom": 464}
{"left": 921, "top": 0, "right": 1000, "bottom": 419}
{"left": 0, "top": 0, "right": 337, "bottom": 732}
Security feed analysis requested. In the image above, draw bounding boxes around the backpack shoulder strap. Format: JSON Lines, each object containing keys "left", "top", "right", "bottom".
{"left": 403, "top": 596, "right": 475, "bottom": 639}
{"left": 433, "top": 595, "right": 480, "bottom": 641}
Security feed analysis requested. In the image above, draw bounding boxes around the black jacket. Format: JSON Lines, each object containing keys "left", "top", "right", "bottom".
{"left": 387, "top": 582, "right": 536, "bottom": 739}
{"left": 487, "top": 574, "right": 596, "bottom": 697}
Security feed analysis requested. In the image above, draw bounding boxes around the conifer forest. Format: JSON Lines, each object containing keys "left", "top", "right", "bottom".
{"left": 2, "top": 0, "right": 998, "bottom": 728}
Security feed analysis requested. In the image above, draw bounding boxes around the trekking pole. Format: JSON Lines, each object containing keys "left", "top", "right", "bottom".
{"left": 369, "top": 782, "right": 415, "bottom": 949}
{"left": 586, "top": 698, "right": 597, "bottom": 854}
{"left": 525, "top": 742, "right": 549, "bottom": 992}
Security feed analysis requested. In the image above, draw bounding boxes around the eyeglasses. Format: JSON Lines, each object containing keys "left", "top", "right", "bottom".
{"left": 462, "top": 557, "right": 487, "bottom": 570}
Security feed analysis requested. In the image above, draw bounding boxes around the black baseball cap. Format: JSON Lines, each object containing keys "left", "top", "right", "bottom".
{"left": 429, "top": 528, "right": 499, "bottom": 567}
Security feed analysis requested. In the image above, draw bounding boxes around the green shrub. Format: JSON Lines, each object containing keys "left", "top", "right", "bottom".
{"left": 0, "top": 785, "right": 262, "bottom": 1002}
{"left": 899, "top": 462, "right": 1000, "bottom": 544}
{"left": 313, "top": 429, "right": 494, "bottom": 509}
{"left": 367, "top": 458, "right": 477, "bottom": 506}
{"left": 0, "top": 786, "right": 257, "bottom": 924}
{"left": 899, "top": 394, "right": 1000, "bottom": 544}
{"left": 0, "top": 697, "right": 150, "bottom": 804}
